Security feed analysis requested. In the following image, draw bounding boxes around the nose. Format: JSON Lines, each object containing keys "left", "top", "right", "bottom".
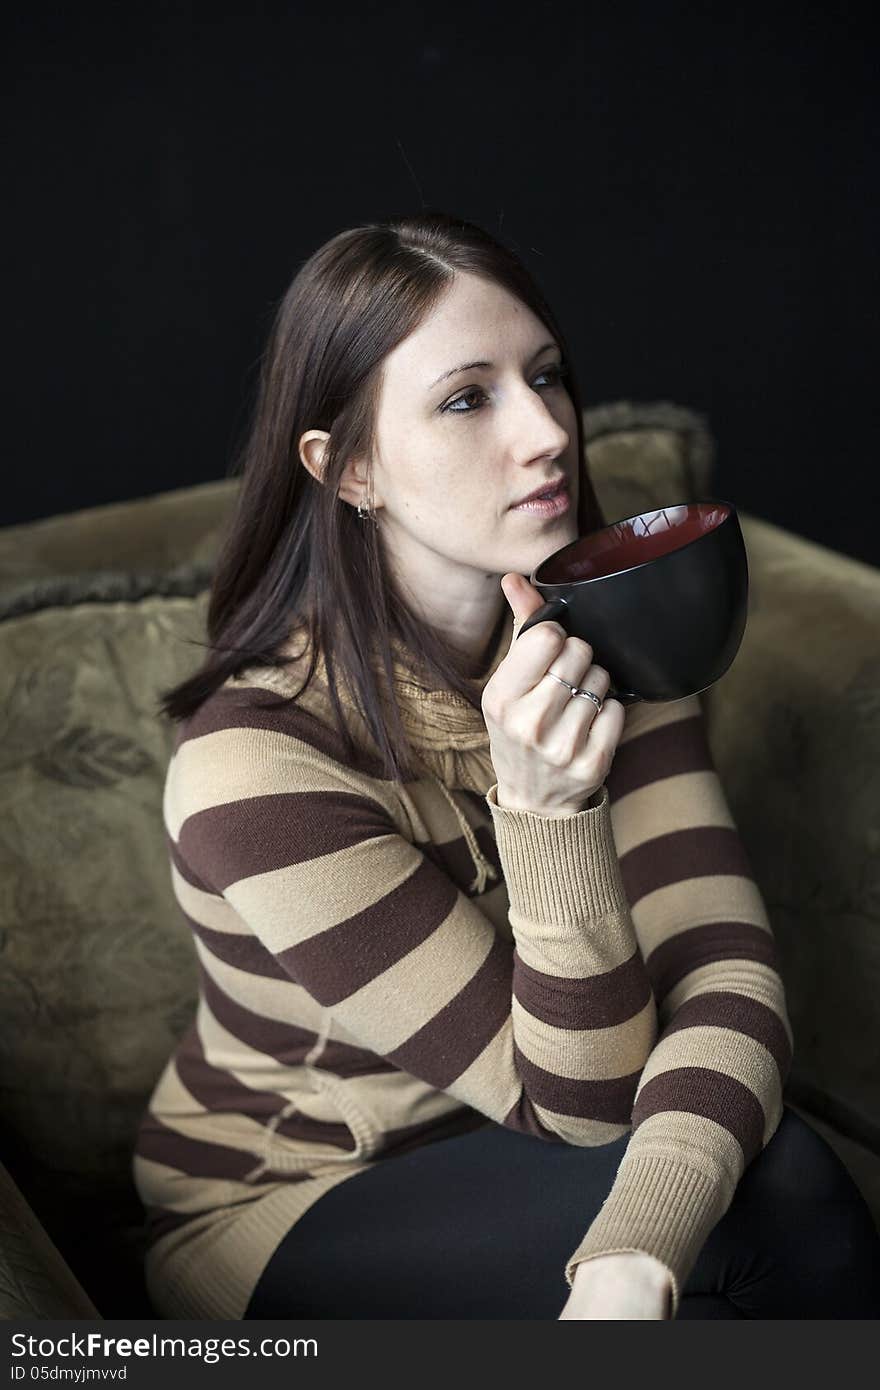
{"left": 507, "top": 377, "right": 570, "bottom": 461}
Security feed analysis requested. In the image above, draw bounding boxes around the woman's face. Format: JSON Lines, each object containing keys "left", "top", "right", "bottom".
{"left": 367, "top": 271, "right": 581, "bottom": 612}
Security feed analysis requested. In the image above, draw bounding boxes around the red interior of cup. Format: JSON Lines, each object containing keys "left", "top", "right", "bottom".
{"left": 537, "top": 501, "right": 733, "bottom": 584}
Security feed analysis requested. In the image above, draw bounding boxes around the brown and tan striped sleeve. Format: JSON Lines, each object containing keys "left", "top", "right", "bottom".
{"left": 167, "top": 685, "right": 660, "bottom": 1152}
{"left": 559, "top": 692, "right": 794, "bottom": 1318}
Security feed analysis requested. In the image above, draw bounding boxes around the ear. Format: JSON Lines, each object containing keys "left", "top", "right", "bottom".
{"left": 298, "top": 430, "right": 376, "bottom": 511}
{"left": 298, "top": 429, "right": 331, "bottom": 483}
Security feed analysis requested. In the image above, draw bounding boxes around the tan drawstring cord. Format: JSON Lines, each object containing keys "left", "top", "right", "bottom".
{"left": 430, "top": 774, "right": 498, "bottom": 896}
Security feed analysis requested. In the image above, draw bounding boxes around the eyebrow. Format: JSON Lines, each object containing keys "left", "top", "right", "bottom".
{"left": 428, "top": 340, "right": 558, "bottom": 390}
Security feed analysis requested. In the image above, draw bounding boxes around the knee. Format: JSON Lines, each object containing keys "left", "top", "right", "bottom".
{"left": 728, "top": 1107, "right": 880, "bottom": 1315}
{"left": 746, "top": 1107, "right": 880, "bottom": 1281}
{"left": 744, "top": 1105, "right": 862, "bottom": 1208}
{"left": 735, "top": 1105, "right": 880, "bottom": 1267}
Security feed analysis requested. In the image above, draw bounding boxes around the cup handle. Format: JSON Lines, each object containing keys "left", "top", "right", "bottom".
{"left": 515, "top": 595, "right": 642, "bottom": 707}
{"left": 515, "top": 596, "right": 570, "bottom": 638}
{"left": 608, "top": 687, "right": 642, "bottom": 707}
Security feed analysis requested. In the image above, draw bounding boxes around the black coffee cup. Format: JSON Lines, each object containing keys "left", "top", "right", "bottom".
{"left": 515, "top": 499, "right": 748, "bottom": 706}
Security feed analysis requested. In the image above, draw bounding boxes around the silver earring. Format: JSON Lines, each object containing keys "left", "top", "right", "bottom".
{"left": 357, "top": 479, "right": 377, "bottom": 522}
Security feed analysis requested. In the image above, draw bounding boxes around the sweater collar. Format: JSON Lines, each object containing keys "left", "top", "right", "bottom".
{"left": 266, "top": 606, "right": 515, "bottom": 897}
{"left": 273, "top": 606, "right": 514, "bottom": 790}
{"left": 381, "top": 608, "right": 512, "bottom": 895}
{"left": 386, "top": 606, "right": 514, "bottom": 795}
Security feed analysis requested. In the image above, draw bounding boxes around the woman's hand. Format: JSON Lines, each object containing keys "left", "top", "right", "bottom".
{"left": 557, "top": 1252, "right": 673, "bottom": 1320}
{"left": 481, "top": 574, "right": 627, "bottom": 817}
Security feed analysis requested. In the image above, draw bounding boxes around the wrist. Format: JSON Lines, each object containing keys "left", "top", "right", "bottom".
{"left": 494, "top": 788, "right": 603, "bottom": 817}
{"left": 572, "top": 1251, "right": 672, "bottom": 1291}
{"left": 565, "top": 1252, "right": 674, "bottom": 1321}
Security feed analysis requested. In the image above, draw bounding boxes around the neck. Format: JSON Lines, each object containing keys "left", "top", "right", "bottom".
{"left": 456, "top": 604, "right": 507, "bottom": 681}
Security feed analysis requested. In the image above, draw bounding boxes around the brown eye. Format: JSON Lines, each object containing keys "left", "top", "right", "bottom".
{"left": 442, "top": 387, "right": 489, "bottom": 415}
{"left": 534, "top": 363, "right": 568, "bottom": 388}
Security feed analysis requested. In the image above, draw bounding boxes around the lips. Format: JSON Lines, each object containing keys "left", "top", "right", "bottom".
{"left": 511, "top": 475, "right": 567, "bottom": 507}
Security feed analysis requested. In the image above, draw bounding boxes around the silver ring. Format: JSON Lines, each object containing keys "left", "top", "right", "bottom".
{"left": 545, "top": 669, "right": 604, "bottom": 714}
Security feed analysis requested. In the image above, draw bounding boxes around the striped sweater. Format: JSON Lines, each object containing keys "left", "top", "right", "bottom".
{"left": 132, "top": 606, "right": 793, "bottom": 1320}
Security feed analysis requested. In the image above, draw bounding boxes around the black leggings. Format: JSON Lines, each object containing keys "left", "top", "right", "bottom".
{"left": 244, "top": 1105, "right": 880, "bottom": 1319}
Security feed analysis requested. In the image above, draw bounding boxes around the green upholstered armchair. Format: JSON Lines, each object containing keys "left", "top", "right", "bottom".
{"left": 1, "top": 402, "right": 877, "bottom": 1320}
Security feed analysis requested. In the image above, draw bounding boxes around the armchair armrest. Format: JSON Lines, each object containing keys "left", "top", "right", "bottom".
{"left": 0, "top": 478, "right": 238, "bottom": 602}
{"left": 0, "top": 1159, "right": 101, "bottom": 1319}
{"left": 701, "top": 511, "right": 880, "bottom": 1156}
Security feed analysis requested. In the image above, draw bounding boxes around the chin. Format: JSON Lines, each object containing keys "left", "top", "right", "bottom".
{"left": 516, "top": 533, "right": 574, "bottom": 578}
{"left": 495, "top": 507, "right": 580, "bottom": 577}
{"left": 547, "top": 513, "right": 578, "bottom": 551}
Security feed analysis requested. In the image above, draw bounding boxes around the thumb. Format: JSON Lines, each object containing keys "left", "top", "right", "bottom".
{"left": 500, "top": 572, "right": 547, "bottom": 645}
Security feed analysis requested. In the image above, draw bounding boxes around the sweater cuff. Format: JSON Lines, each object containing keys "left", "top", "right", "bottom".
{"left": 484, "top": 781, "right": 630, "bottom": 924}
{"left": 563, "top": 1154, "right": 727, "bottom": 1320}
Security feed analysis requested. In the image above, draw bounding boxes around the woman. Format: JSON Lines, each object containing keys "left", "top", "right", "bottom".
{"left": 133, "top": 210, "right": 880, "bottom": 1320}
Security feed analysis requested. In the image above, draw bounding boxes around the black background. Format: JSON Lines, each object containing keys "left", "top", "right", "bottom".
{"left": 6, "top": 2, "right": 877, "bottom": 567}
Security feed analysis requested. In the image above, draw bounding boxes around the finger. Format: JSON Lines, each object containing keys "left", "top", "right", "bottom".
{"left": 534, "top": 665, "right": 612, "bottom": 767}
{"left": 571, "top": 696, "right": 625, "bottom": 773}
{"left": 564, "top": 661, "right": 611, "bottom": 716}
{"left": 543, "top": 636, "right": 597, "bottom": 693}
{"left": 521, "top": 637, "right": 598, "bottom": 712}
{"left": 500, "top": 572, "right": 547, "bottom": 651}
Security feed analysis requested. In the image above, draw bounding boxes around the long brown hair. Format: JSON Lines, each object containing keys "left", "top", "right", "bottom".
{"left": 157, "top": 209, "right": 606, "bottom": 783}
